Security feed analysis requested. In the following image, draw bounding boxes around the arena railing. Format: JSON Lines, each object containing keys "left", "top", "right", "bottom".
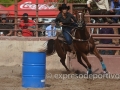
{"left": 0, "top": 0, "right": 120, "bottom": 52}
{"left": 85, "top": 15, "right": 120, "bottom": 51}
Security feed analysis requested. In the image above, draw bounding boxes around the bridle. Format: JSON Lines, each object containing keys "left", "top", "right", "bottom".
{"left": 77, "top": 13, "right": 84, "bottom": 28}
{"left": 70, "top": 12, "right": 91, "bottom": 42}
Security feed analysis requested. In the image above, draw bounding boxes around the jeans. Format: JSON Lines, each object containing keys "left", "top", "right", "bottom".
{"left": 62, "top": 26, "right": 73, "bottom": 45}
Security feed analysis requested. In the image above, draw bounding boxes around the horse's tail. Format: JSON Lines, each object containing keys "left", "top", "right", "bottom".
{"left": 46, "top": 39, "right": 56, "bottom": 55}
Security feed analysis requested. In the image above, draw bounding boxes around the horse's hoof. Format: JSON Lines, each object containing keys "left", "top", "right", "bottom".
{"left": 103, "top": 70, "right": 108, "bottom": 74}
{"left": 87, "top": 70, "right": 92, "bottom": 75}
{"left": 75, "top": 70, "right": 80, "bottom": 75}
{"left": 67, "top": 70, "right": 71, "bottom": 73}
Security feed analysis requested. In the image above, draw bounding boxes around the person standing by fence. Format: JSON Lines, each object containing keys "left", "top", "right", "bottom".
{"left": 110, "top": 0, "right": 120, "bottom": 23}
{"left": 0, "top": 14, "right": 14, "bottom": 36}
{"left": 45, "top": 20, "right": 56, "bottom": 37}
{"left": 18, "top": 13, "right": 35, "bottom": 37}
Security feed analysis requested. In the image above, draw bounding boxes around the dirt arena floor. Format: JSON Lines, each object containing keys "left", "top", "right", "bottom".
{"left": 0, "top": 55, "right": 120, "bottom": 90}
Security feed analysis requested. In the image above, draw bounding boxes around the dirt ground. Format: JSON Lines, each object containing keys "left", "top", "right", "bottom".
{"left": 0, "top": 65, "right": 120, "bottom": 90}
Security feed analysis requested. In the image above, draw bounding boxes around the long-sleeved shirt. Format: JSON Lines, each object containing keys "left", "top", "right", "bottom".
{"left": 111, "top": 0, "right": 120, "bottom": 10}
{"left": 46, "top": 25, "right": 56, "bottom": 37}
{"left": 55, "top": 12, "right": 77, "bottom": 25}
{"left": 87, "top": 0, "right": 110, "bottom": 11}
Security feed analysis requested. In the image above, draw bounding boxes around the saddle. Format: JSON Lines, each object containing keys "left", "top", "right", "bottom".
{"left": 56, "top": 31, "right": 66, "bottom": 43}
{"left": 56, "top": 28, "right": 76, "bottom": 44}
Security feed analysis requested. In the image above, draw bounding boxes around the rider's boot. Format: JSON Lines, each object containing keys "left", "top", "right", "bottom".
{"left": 69, "top": 44, "right": 76, "bottom": 59}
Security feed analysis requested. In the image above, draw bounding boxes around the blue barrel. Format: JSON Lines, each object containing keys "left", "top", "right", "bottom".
{"left": 22, "top": 51, "right": 46, "bottom": 88}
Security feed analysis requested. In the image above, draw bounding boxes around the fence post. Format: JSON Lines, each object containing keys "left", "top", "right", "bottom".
{"left": 14, "top": 0, "right": 18, "bottom": 36}
{"left": 36, "top": 0, "right": 39, "bottom": 37}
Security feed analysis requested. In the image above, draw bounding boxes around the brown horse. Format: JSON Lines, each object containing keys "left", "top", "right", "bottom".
{"left": 45, "top": 11, "right": 108, "bottom": 74}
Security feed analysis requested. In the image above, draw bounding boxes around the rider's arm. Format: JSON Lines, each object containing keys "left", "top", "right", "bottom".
{"left": 55, "top": 13, "right": 63, "bottom": 26}
{"left": 55, "top": 13, "right": 61, "bottom": 23}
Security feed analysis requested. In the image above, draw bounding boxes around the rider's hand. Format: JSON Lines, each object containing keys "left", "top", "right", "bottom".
{"left": 59, "top": 22, "right": 63, "bottom": 26}
{"left": 110, "top": 9, "right": 115, "bottom": 12}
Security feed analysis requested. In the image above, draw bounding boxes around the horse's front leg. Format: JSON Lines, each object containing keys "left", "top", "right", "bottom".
{"left": 81, "top": 53, "right": 92, "bottom": 74}
{"left": 76, "top": 52, "right": 88, "bottom": 70}
{"left": 92, "top": 46, "right": 108, "bottom": 74}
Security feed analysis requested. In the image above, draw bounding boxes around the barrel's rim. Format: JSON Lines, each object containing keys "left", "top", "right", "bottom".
{"left": 23, "top": 51, "right": 46, "bottom": 53}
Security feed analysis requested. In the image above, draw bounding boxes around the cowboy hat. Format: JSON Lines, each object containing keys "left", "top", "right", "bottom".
{"left": 58, "top": 4, "right": 70, "bottom": 11}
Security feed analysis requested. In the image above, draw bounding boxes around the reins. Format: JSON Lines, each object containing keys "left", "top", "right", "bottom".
{"left": 61, "top": 25, "right": 91, "bottom": 42}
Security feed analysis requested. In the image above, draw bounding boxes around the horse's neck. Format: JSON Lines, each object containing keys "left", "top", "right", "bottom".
{"left": 76, "top": 27, "right": 90, "bottom": 40}
{"left": 84, "top": 28, "right": 90, "bottom": 39}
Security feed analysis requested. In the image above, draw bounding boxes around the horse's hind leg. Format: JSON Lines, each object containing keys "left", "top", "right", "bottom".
{"left": 60, "top": 56, "right": 70, "bottom": 71}
{"left": 55, "top": 39, "right": 70, "bottom": 71}
{"left": 92, "top": 47, "right": 108, "bottom": 73}
{"left": 81, "top": 53, "right": 92, "bottom": 74}
{"left": 59, "top": 54, "right": 70, "bottom": 71}
{"left": 76, "top": 52, "right": 88, "bottom": 70}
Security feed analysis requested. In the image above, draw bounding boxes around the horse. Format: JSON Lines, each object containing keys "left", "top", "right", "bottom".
{"left": 45, "top": 10, "right": 108, "bottom": 74}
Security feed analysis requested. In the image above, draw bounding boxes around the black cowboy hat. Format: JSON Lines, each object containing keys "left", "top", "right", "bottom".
{"left": 22, "top": 13, "right": 28, "bottom": 17}
{"left": 58, "top": 4, "right": 70, "bottom": 11}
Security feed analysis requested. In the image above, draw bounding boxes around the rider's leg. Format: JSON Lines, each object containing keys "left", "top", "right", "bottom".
{"left": 62, "top": 27, "right": 76, "bottom": 58}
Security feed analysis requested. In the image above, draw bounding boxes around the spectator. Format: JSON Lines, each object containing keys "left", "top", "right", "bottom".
{"left": 99, "top": 25, "right": 115, "bottom": 55}
{"left": 38, "top": 20, "right": 46, "bottom": 36}
{"left": 87, "top": 0, "right": 113, "bottom": 23}
{"left": 18, "top": 13, "right": 35, "bottom": 37}
{"left": 109, "top": 0, "right": 120, "bottom": 55}
{"left": 0, "top": 14, "right": 14, "bottom": 36}
{"left": 45, "top": 20, "right": 56, "bottom": 37}
{"left": 16, "top": 18, "right": 22, "bottom": 37}
{"left": 110, "top": 0, "right": 120, "bottom": 23}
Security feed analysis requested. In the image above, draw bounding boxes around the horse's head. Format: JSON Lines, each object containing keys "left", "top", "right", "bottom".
{"left": 76, "top": 11, "right": 86, "bottom": 28}
{"left": 73, "top": 9, "right": 89, "bottom": 40}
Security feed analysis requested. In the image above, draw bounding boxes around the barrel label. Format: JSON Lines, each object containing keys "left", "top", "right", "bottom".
{"left": 41, "top": 80, "right": 45, "bottom": 82}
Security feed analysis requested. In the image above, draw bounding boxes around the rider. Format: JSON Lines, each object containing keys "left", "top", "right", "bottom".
{"left": 55, "top": 4, "right": 78, "bottom": 58}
